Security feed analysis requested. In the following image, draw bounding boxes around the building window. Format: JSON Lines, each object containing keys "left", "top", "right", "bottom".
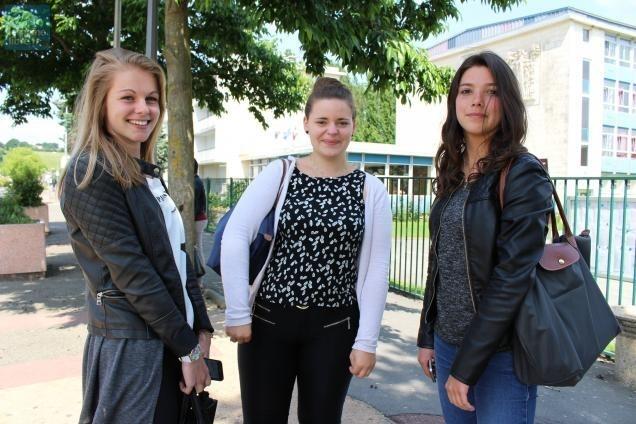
{"left": 604, "top": 35, "right": 617, "bottom": 64}
{"left": 603, "top": 79, "right": 616, "bottom": 111}
{"left": 582, "top": 29, "right": 589, "bottom": 42}
{"left": 602, "top": 126, "right": 615, "bottom": 157}
{"left": 249, "top": 159, "right": 269, "bottom": 178}
{"left": 619, "top": 39, "right": 632, "bottom": 67}
{"left": 580, "top": 146, "right": 588, "bottom": 166}
{"left": 364, "top": 164, "right": 386, "bottom": 176}
{"left": 631, "top": 129, "right": 636, "bottom": 159}
{"left": 582, "top": 60, "right": 590, "bottom": 95}
{"left": 632, "top": 83, "right": 636, "bottom": 114}
{"left": 581, "top": 97, "right": 589, "bottom": 143}
{"left": 618, "top": 82, "right": 630, "bottom": 113}
{"left": 196, "top": 129, "right": 215, "bottom": 151}
{"left": 617, "top": 128, "right": 629, "bottom": 158}
{"left": 412, "top": 166, "right": 429, "bottom": 196}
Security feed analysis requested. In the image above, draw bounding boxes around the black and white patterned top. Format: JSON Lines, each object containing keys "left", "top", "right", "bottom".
{"left": 258, "top": 166, "right": 366, "bottom": 307}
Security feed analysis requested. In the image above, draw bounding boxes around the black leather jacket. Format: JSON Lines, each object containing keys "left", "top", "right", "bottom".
{"left": 417, "top": 153, "right": 553, "bottom": 385}
{"left": 61, "top": 155, "right": 213, "bottom": 357}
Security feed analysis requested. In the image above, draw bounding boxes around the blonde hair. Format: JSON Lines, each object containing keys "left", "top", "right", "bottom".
{"left": 60, "top": 47, "right": 166, "bottom": 193}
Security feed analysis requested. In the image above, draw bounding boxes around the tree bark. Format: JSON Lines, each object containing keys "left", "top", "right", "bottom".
{"left": 164, "top": 0, "right": 195, "bottom": 258}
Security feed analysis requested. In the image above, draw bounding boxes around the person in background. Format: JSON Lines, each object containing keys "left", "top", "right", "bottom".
{"left": 59, "top": 47, "right": 213, "bottom": 424}
{"left": 221, "top": 77, "right": 392, "bottom": 423}
{"left": 416, "top": 51, "right": 553, "bottom": 424}
{"left": 194, "top": 159, "right": 208, "bottom": 284}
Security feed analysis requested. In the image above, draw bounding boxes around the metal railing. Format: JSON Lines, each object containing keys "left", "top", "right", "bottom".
{"left": 204, "top": 176, "right": 636, "bottom": 306}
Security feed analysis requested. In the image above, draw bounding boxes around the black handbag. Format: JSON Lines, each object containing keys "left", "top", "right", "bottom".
{"left": 178, "top": 390, "right": 217, "bottom": 424}
{"left": 499, "top": 160, "right": 621, "bottom": 386}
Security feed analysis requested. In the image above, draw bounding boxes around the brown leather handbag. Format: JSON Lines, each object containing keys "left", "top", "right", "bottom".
{"left": 499, "top": 159, "right": 621, "bottom": 386}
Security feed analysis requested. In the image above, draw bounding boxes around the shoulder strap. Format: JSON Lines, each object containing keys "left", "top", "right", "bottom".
{"left": 272, "top": 159, "right": 288, "bottom": 207}
{"left": 498, "top": 155, "right": 570, "bottom": 242}
{"left": 498, "top": 160, "right": 513, "bottom": 211}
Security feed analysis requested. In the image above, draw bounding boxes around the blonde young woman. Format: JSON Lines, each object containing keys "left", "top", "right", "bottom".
{"left": 221, "top": 78, "right": 392, "bottom": 423}
{"left": 59, "top": 48, "right": 213, "bottom": 424}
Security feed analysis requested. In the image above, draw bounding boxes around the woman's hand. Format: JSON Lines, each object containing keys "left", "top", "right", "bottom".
{"left": 225, "top": 324, "right": 252, "bottom": 343}
{"left": 417, "top": 347, "right": 435, "bottom": 381}
{"left": 446, "top": 375, "right": 474, "bottom": 412}
{"left": 199, "top": 330, "right": 212, "bottom": 358}
{"left": 349, "top": 349, "right": 376, "bottom": 378}
{"left": 180, "top": 357, "right": 211, "bottom": 395}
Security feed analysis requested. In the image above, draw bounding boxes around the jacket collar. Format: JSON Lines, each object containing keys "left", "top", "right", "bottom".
{"left": 136, "top": 158, "right": 162, "bottom": 178}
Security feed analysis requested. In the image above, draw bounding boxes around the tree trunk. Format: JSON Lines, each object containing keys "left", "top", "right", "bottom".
{"left": 164, "top": 0, "right": 195, "bottom": 258}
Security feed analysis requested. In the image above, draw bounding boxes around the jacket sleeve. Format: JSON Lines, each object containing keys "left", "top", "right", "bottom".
{"left": 450, "top": 157, "right": 553, "bottom": 385}
{"left": 62, "top": 157, "right": 199, "bottom": 357}
{"left": 221, "top": 160, "right": 285, "bottom": 327}
{"left": 353, "top": 177, "right": 392, "bottom": 353}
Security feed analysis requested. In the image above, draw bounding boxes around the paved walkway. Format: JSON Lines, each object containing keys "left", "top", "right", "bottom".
{"left": 1, "top": 195, "right": 635, "bottom": 423}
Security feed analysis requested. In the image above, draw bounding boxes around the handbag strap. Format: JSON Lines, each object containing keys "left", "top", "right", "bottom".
{"left": 498, "top": 156, "right": 573, "bottom": 242}
{"left": 273, "top": 159, "right": 289, "bottom": 207}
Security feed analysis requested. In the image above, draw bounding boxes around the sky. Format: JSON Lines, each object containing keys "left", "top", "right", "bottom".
{"left": 1, "top": 0, "right": 634, "bottom": 145}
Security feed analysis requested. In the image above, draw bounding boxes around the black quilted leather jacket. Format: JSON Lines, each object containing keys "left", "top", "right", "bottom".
{"left": 61, "top": 155, "right": 213, "bottom": 357}
{"left": 417, "top": 153, "right": 553, "bottom": 385}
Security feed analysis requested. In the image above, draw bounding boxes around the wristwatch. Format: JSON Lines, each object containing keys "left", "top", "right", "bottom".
{"left": 179, "top": 343, "right": 202, "bottom": 363}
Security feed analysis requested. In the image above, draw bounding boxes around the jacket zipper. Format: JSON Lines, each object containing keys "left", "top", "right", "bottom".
{"left": 96, "top": 289, "right": 125, "bottom": 306}
{"left": 323, "top": 317, "right": 351, "bottom": 330}
{"left": 461, "top": 184, "right": 478, "bottom": 313}
{"left": 424, "top": 185, "right": 460, "bottom": 323}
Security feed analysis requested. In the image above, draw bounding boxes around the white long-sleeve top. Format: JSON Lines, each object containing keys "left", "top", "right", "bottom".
{"left": 221, "top": 157, "right": 392, "bottom": 353}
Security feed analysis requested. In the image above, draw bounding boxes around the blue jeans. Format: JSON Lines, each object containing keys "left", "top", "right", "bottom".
{"left": 434, "top": 335, "right": 537, "bottom": 424}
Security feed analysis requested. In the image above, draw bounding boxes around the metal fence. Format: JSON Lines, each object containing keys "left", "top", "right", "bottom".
{"left": 204, "top": 176, "right": 636, "bottom": 306}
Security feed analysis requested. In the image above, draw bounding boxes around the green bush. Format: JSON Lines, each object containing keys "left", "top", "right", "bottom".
{"left": 0, "top": 195, "right": 32, "bottom": 224}
{"left": 0, "top": 147, "right": 46, "bottom": 207}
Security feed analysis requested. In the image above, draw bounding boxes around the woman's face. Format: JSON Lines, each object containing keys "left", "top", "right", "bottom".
{"left": 455, "top": 65, "right": 502, "bottom": 145}
{"left": 303, "top": 98, "right": 355, "bottom": 160}
{"left": 105, "top": 67, "right": 160, "bottom": 158}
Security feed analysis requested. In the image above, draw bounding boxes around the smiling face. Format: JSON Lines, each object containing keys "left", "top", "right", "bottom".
{"left": 303, "top": 98, "right": 355, "bottom": 160}
{"left": 455, "top": 65, "right": 502, "bottom": 146}
{"left": 104, "top": 66, "right": 160, "bottom": 158}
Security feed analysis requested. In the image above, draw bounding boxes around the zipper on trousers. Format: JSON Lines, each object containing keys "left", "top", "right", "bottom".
{"left": 323, "top": 317, "right": 351, "bottom": 330}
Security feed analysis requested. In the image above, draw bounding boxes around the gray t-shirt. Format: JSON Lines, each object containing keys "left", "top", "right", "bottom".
{"left": 434, "top": 184, "right": 475, "bottom": 346}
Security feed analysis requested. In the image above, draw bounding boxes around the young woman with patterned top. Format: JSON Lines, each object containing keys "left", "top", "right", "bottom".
{"left": 59, "top": 48, "right": 213, "bottom": 423}
{"left": 221, "top": 77, "right": 392, "bottom": 423}
{"left": 416, "top": 51, "right": 553, "bottom": 423}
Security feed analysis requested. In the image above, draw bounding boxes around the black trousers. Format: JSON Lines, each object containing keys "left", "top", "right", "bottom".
{"left": 238, "top": 301, "right": 360, "bottom": 424}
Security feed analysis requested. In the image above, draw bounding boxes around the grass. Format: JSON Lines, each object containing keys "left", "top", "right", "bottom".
{"left": 35, "top": 151, "right": 63, "bottom": 171}
{"left": 392, "top": 218, "right": 429, "bottom": 238}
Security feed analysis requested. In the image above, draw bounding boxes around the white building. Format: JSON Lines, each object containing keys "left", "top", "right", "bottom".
{"left": 399, "top": 7, "right": 636, "bottom": 177}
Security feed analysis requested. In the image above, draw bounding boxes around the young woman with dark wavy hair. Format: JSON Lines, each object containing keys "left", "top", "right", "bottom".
{"left": 416, "top": 51, "right": 553, "bottom": 423}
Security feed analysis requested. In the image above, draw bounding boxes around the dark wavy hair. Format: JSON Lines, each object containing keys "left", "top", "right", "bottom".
{"left": 433, "top": 51, "right": 527, "bottom": 196}
{"left": 304, "top": 77, "right": 356, "bottom": 119}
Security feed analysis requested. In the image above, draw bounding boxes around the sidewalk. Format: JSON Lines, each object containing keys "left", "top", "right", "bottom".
{"left": 1, "top": 195, "right": 635, "bottom": 423}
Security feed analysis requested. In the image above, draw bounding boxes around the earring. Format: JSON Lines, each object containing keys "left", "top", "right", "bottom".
{"left": 305, "top": 130, "right": 309, "bottom": 134}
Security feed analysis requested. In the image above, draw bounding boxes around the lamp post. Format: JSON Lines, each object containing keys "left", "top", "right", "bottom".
{"left": 146, "top": 0, "right": 158, "bottom": 60}
{"left": 113, "top": 0, "right": 121, "bottom": 48}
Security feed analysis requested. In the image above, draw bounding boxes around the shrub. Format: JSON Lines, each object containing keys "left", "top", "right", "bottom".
{"left": 0, "top": 195, "right": 32, "bottom": 224}
{"left": 0, "top": 147, "right": 46, "bottom": 207}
